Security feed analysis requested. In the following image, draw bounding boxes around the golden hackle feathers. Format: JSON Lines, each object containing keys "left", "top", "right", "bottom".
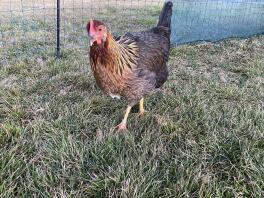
{"left": 90, "top": 32, "right": 139, "bottom": 75}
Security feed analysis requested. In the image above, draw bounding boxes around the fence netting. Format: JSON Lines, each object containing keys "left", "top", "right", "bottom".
{"left": 171, "top": 0, "right": 264, "bottom": 45}
{"left": 0, "top": 1, "right": 162, "bottom": 50}
{"left": 0, "top": 0, "right": 263, "bottom": 64}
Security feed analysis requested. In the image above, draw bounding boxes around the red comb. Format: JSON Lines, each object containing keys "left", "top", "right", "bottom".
{"left": 89, "top": 19, "right": 96, "bottom": 35}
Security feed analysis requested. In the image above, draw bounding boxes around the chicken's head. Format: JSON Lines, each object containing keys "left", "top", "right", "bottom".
{"left": 87, "top": 19, "right": 107, "bottom": 46}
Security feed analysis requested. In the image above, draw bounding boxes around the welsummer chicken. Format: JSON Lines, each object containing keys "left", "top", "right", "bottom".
{"left": 87, "top": 1, "right": 173, "bottom": 131}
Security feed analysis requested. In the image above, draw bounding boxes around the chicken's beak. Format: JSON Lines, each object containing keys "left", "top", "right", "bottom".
{"left": 88, "top": 35, "right": 103, "bottom": 46}
{"left": 89, "top": 40, "right": 94, "bottom": 46}
{"left": 89, "top": 37, "right": 96, "bottom": 46}
{"left": 89, "top": 37, "right": 100, "bottom": 46}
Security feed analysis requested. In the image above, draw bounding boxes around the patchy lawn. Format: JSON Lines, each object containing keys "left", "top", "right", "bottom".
{"left": 1, "top": 2, "right": 264, "bottom": 197}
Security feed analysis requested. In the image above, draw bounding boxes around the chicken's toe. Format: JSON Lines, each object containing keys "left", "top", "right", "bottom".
{"left": 115, "top": 123, "right": 128, "bottom": 132}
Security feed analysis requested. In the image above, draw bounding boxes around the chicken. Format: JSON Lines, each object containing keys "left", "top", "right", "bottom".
{"left": 86, "top": 1, "right": 173, "bottom": 131}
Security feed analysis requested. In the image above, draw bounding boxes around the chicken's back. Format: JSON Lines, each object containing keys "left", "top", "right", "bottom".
{"left": 119, "top": 1, "right": 172, "bottom": 88}
{"left": 123, "top": 29, "right": 169, "bottom": 87}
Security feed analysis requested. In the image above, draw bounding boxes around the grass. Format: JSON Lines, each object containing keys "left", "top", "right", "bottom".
{"left": 1, "top": 2, "right": 264, "bottom": 197}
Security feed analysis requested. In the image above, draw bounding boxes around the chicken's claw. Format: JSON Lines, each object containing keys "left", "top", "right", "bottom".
{"left": 115, "top": 123, "right": 128, "bottom": 132}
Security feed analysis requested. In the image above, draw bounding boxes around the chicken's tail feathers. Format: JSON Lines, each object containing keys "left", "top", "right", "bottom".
{"left": 157, "top": 0, "right": 173, "bottom": 29}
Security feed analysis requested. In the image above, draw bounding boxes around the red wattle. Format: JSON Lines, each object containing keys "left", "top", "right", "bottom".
{"left": 96, "top": 38, "right": 102, "bottom": 44}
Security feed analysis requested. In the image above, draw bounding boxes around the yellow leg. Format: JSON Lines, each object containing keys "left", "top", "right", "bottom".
{"left": 115, "top": 105, "right": 132, "bottom": 131}
{"left": 139, "top": 98, "right": 145, "bottom": 116}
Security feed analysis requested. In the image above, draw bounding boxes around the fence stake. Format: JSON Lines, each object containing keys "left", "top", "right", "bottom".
{"left": 56, "top": 0, "right": 60, "bottom": 58}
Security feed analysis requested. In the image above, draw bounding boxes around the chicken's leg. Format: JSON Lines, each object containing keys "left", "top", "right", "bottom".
{"left": 139, "top": 98, "right": 145, "bottom": 116}
{"left": 115, "top": 105, "right": 132, "bottom": 131}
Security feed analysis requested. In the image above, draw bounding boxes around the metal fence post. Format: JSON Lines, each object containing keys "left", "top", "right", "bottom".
{"left": 56, "top": 0, "right": 60, "bottom": 58}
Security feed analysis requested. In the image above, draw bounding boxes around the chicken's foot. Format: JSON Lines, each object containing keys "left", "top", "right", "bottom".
{"left": 115, "top": 105, "right": 132, "bottom": 131}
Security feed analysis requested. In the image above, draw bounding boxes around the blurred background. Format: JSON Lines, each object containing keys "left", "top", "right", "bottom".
{"left": 1, "top": 0, "right": 263, "bottom": 58}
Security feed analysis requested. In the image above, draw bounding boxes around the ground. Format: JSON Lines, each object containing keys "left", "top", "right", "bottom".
{"left": 0, "top": 2, "right": 264, "bottom": 197}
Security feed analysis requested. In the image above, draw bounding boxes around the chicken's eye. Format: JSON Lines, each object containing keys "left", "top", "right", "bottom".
{"left": 98, "top": 28, "right": 102, "bottom": 31}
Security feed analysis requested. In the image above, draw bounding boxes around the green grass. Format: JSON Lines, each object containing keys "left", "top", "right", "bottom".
{"left": 1, "top": 4, "right": 264, "bottom": 197}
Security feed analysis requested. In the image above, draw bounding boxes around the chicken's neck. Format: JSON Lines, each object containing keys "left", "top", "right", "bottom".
{"left": 90, "top": 32, "right": 139, "bottom": 75}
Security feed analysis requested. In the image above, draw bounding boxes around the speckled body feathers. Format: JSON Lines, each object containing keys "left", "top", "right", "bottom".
{"left": 89, "top": 1, "right": 172, "bottom": 106}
